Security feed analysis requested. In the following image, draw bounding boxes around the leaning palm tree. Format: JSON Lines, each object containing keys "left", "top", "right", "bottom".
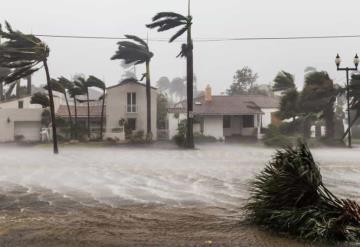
{"left": 111, "top": 35, "right": 154, "bottom": 140}
{"left": 30, "top": 92, "right": 50, "bottom": 108}
{"left": 147, "top": 2, "right": 194, "bottom": 148}
{"left": 74, "top": 77, "right": 91, "bottom": 139}
{"left": 68, "top": 86, "right": 85, "bottom": 140}
{"left": 0, "top": 21, "right": 59, "bottom": 153}
{"left": 45, "top": 77, "right": 74, "bottom": 138}
{"left": 0, "top": 67, "right": 10, "bottom": 101}
{"left": 86, "top": 76, "right": 106, "bottom": 140}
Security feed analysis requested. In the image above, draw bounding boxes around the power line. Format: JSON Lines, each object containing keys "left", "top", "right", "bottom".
{"left": 33, "top": 34, "right": 360, "bottom": 42}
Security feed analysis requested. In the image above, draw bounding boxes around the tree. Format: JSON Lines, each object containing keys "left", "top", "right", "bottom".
{"left": 157, "top": 76, "right": 171, "bottom": 92}
{"left": 111, "top": 35, "right": 154, "bottom": 140}
{"left": 87, "top": 76, "right": 106, "bottom": 140}
{"left": 300, "top": 71, "right": 337, "bottom": 140}
{"left": 273, "top": 71, "right": 296, "bottom": 92}
{"left": 0, "top": 21, "right": 59, "bottom": 153}
{"left": 277, "top": 89, "right": 299, "bottom": 121}
{"left": 45, "top": 77, "right": 75, "bottom": 138}
{"left": 74, "top": 77, "right": 91, "bottom": 139}
{"left": 68, "top": 86, "right": 85, "bottom": 140}
{"left": 147, "top": 4, "right": 195, "bottom": 148}
{"left": 30, "top": 92, "right": 49, "bottom": 108}
{"left": 342, "top": 74, "right": 360, "bottom": 140}
{"left": 226, "top": 67, "right": 258, "bottom": 95}
{"left": 0, "top": 67, "right": 10, "bottom": 101}
{"left": 157, "top": 93, "right": 168, "bottom": 129}
{"left": 170, "top": 77, "right": 186, "bottom": 100}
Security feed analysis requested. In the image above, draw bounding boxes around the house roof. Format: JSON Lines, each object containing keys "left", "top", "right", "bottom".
{"left": 56, "top": 105, "right": 104, "bottom": 118}
{"left": 169, "top": 95, "right": 279, "bottom": 116}
{"left": 107, "top": 78, "right": 157, "bottom": 90}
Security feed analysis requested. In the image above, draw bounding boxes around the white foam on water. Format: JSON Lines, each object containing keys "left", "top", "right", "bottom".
{"left": 0, "top": 144, "right": 359, "bottom": 207}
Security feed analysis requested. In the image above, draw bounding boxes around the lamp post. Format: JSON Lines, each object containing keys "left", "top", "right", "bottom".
{"left": 335, "top": 53, "right": 359, "bottom": 148}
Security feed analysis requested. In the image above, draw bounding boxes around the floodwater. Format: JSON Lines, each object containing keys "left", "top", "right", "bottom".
{"left": 0, "top": 143, "right": 359, "bottom": 246}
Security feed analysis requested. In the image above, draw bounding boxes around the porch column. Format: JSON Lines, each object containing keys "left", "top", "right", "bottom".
{"left": 257, "top": 114, "right": 262, "bottom": 139}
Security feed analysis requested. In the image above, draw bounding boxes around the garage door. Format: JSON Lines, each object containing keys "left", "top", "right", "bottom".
{"left": 14, "top": 121, "right": 41, "bottom": 141}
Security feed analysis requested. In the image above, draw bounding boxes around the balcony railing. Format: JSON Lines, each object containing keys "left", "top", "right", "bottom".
{"left": 126, "top": 104, "right": 138, "bottom": 113}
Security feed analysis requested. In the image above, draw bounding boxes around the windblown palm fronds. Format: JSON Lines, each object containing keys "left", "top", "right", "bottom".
{"left": 0, "top": 21, "right": 58, "bottom": 153}
{"left": 246, "top": 143, "right": 360, "bottom": 242}
{"left": 30, "top": 92, "right": 49, "bottom": 108}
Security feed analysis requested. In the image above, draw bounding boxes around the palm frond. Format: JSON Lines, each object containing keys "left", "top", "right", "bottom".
{"left": 124, "top": 35, "right": 148, "bottom": 49}
{"left": 151, "top": 12, "right": 187, "bottom": 22}
{"left": 245, "top": 143, "right": 360, "bottom": 242}
{"left": 170, "top": 27, "right": 188, "bottom": 43}
{"left": 87, "top": 75, "right": 106, "bottom": 90}
{"left": 30, "top": 92, "right": 49, "bottom": 108}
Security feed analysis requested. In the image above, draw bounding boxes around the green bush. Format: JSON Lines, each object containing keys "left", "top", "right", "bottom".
{"left": 173, "top": 120, "right": 187, "bottom": 147}
{"left": 194, "top": 132, "right": 217, "bottom": 143}
{"left": 263, "top": 124, "right": 292, "bottom": 147}
{"left": 129, "top": 130, "right": 145, "bottom": 144}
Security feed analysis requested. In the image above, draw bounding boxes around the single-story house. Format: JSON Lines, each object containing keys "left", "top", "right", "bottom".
{"left": 105, "top": 78, "right": 158, "bottom": 141}
{"left": 168, "top": 85, "right": 280, "bottom": 140}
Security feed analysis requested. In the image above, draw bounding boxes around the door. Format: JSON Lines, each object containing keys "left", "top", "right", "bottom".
{"left": 14, "top": 121, "right": 41, "bottom": 141}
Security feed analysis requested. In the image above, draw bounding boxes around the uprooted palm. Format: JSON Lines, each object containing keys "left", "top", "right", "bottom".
{"left": 0, "top": 21, "right": 58, "bottom": 153}
{"left": 245, "top": 143, "right": 360, "bottom": 242}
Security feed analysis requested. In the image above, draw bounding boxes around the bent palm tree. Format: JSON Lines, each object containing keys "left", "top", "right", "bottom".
{"left": 0, "top": 21, "right": 59, "bottom": 153}
{"left": 87, "top": 76, "right": 106, "bottom": 140}
{"left": 111, "top": 35, "right": 154, "bottom": 140}
{"left": 74, "top": 77, "right": 91, "bottom": 139}
{"left": 273, "top": 71, "right": 296, "bottom": 92}
{"left": 68, "top": 86, "right": 85, "bottom": 140}
{"left": 147, "top": 4, "right": 194, "bottom": 148}
{"left": 45, "top": 78, "right": 74, "bottom": 138}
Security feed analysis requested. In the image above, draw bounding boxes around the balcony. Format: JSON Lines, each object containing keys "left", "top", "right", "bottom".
{"left": 126, "top": 104, "right": 138, "bottom": 113}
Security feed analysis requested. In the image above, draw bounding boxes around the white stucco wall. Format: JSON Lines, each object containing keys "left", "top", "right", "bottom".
{"left": 0, "top": 109, "right": 43, "bottom": 142}
{"left": 203, "top": 116, "right": 224, "bottom": 139}
{"left": 168, "top": 112, "right": 186, "bottom": 140}
{"left": 261, "top": 108, "right": 278, "bottom": 128}
{"left": 0, "top": 94, "right": 61, "bottom": 111}
{"left": 106, "top": 82, "right": 157, "bottom": 140}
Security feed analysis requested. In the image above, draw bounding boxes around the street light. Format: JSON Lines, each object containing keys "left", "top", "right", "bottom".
{"left": 335, "top": 53, "right": 359, "bottom": 148}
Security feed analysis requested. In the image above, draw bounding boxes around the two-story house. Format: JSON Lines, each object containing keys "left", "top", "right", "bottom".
{"left": 105, "top": 78, "right": 158, "bottom": 141}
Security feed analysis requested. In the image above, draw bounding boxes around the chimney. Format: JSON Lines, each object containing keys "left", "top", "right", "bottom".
{"left": 27, "top": 75, "right": 32, "bottom": 95}
{"left": 205, "top": 84, "right": 212, "bottom": 102}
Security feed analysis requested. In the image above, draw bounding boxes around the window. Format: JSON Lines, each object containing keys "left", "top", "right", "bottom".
{"left": 127, "top": 118, "right": 136, "bottom": 130}
{"left": 243, "top": 115, "right": 254, "bottom": 128}
{"left": 127, "top": 92, "right": 136, "bottom": 113}
{"left": 18, "top": 101, "right": 24, "bottom": 109}
{"left": 223, "top": 116, "right": 231, "bottom": 128}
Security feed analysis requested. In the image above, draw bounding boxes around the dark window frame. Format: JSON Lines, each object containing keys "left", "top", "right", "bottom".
{"left": 127, "top": 118, "right": 136, "bottom": 130}
{"left": 243, "top": 115, "right": 255, "bottom": 128}
{"left": 18, "top": 101, "right": 24, "bottom": 109}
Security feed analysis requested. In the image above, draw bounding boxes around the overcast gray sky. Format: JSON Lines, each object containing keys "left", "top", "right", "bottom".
{"left": 2, "top": 0, "right": 360, "bottom": 93}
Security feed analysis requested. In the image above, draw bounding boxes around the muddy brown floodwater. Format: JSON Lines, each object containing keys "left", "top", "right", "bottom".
{"left": 0, "top": 143, "right": 359, "bottom": 246}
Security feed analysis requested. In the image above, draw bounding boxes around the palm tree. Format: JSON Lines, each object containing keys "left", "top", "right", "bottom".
{"left": 111, "top": 35, "right": 154, "bottom": 140}
{"left": 68, "top": 86, "right": 85, "bottom": 140}
{"left": 0, "top": 67, "right": 10, "bottom": 101}
{"left": 147, "top": 1, "right": 195, "bottom": 148}
{"left": 30, "top": 92, "right": 49, "bottom": 108}
{"left": 86, "top": 76, "right": 106, "bottom": 140}
{"left": 45, "top": 77, "right": 74, "bottom": 138}
{"left": 74, "top": 77, "right": 91, "bottom": 139}
{"left": 0, "top": 21, "right": 59, "bottom": 153}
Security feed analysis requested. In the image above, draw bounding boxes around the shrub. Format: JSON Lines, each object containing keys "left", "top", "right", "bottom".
{"left": 245, "top": 143, "right": 360, "bottom": 242}
{"left": 129, "top": 130, "right": 145, "bottom": 144}
{"left": 194, "top": 132, "right": 217, "bottom": 143}
{"left": 173, "top": 120, "right": 187, "bottom": 147}
{"left": 263, "top": 124, "right": 292, "bottom": 147}
{"left": 14, "top": 135, "right": 24, "bottom": 142}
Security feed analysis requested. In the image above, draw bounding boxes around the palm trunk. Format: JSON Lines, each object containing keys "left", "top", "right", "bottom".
{"left": 43, "top": 59, "right": 59, "bottom": 154}
{"left": 74, "top": 96, "right": 78, "bottom": 139}
{"left": 0, "top": 82, "right": 3, "bottom": 101}
{"left": 64, "top": 93, "right": 73, "bottom": 139}
{"left": 87, "top": 89, "right": 90, "bottom": 139}
{"left": 185, "top": 25, "right": 194, "bottom": 149}
{"left": 145, "top": 60, "right": 152, "bottom": 141}
{"left": 100, "top": 90, "right": 105, "bottom": 140}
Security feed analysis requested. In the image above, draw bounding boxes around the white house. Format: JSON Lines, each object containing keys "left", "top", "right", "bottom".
{"left": 168, "top": 85, "right": 280, "bottom": 141}
{"left": 105, "top": 78, "right": 157, "bottom": 141}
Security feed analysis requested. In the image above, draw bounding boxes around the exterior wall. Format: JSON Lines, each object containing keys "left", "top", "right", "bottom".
{"left": 261, "top": 108, "right": 279, "bottom": 128}
{"left": 105, "top": 83, "right": 157, "bottom": 140}
{"left": 0, "top": 94, "right": 61, "bottom": 111}
{"left": 203, "top": 116, "right": 224, "bottom": 139}
{"left": 0, "top": 109, "right": 42, "bottom": 142}
{"left": 168, "top": 112, "right": 186, "bottom": 140}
